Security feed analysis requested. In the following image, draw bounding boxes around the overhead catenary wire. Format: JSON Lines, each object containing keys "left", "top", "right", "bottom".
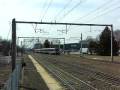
{"left": 52, "top": 0, "right": 86, "bottom": 34}
{"left": 56, "top": 0, "right": 87, "bottom": 32}
{"left": 73, "top": 0, "right": 114, "bottom": 22}
{"left": 74, "top": 0, "right": 120, "bottom": 23}
{"left": 40, "top": 0, "right": 47, "bottom": 19}
{"left": 7, "top": 22, "right": 12, "bottom": 40}
{"left": 69, "top": 0, "right": 120, "bottom": 30}
{"left": 86, "top": 5, "right": 120, "bottom": 23}
{"left": 58, "top": 0, "right": 87, "bottom": 21}
{"left": 32, "top": 0, "right": 50, "bottom": 34}
{"left": 50, "top": 0, "right": 72, "bottom": 36}
{"left": 32, "top": 24, "right": 37, "bottom": 33}
{"left": 52, "top": 0, "right": 75, "bottom": 36}
{"left": 39, "top": 0, "right": 53, "bottom": 36}
{"left": 41, "top": 0, "right": 53, "bottom": 21}
{"left": 33, "top": 0, "right": 47, "bottom": 33}
{"left": 54, "top": 0, "right": 72, "bottom": 21}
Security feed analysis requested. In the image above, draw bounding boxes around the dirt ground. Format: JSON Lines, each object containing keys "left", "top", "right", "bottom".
{"left": 65, "top": 54, "right": 120, "bottom": 77}
{"left": 22, "top": 55, "right": 49, "bottom": 90}
{"left": 0, "top": 63, "right": 11, "bottom": 89}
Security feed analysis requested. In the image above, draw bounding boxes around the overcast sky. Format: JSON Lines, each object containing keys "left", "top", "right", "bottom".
{"left": 0, "top": 0, "right": 120, "bottom": 43}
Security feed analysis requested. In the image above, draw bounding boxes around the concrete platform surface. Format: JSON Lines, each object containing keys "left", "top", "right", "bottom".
{"left": 28, "top": 55, "right": 64, "bottom": 90}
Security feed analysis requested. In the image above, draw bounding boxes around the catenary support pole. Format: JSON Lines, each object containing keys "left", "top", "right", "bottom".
{"left": 12, "top": 18, "right": 16, "bottom": 71}
{"left": 80, "top": 33, "right": 82, "bottom": 56}
{"left": 63, "top": 38, "right": 65, "bottom": 54}
{"left": 111, "top": 25, "right": 113, "bottom": 62}
{"left": 17, "top": 37, "right": 19, "bottom": 56}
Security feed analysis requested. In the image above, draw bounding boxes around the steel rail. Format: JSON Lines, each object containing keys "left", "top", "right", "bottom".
{"left": 32, "top": 54, "right": 98, "bottom": 90}
{"left": 43, "top": 54, "right": 120, "bottom": 89}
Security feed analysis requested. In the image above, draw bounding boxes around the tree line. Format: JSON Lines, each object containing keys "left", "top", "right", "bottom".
{"left": 34, "top": 39, "right": 55, "bottom": 49}
{"left": 88, "top": 26, "right": 119, "bottom": 56}
{"left": 0, "top": 39, "right": 23, "bottom": 56}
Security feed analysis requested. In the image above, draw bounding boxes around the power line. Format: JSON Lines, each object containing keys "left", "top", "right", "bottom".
{"left": 68, "top": 0, "right": 119, "bottom": 30}
{"left": 50, "top": 0, "right": 87, "bottom": 35}
{"left": 42, "top": 0, "right": 48, "bottom": 10}
{"left": 86, "top": 5, "right": 120, "bottom": 23}
{"left": 74, "top": 0, "right": 120, "bottom": 23}
{"left": 54, "top": 0, "right": 72, "bottom": 21}
{"left": 35, "top": 0, "right": 51, "bottom": 34}
{"left": 52, "top": 0, "right": 116, "bottom": 33}
{"left": 40, "top": 0, "right": 47, "bottom": 19}
{"left": 32, "top": 24, "right": 37, "bottom": 33}
{"left": 41, "top": 0, "right": 53, "bottom": 20}
{"left": 51, "top": 0, "right": 72, "bottom": 36}
{"left": 40, "top": 0, "right": 53, "bottom": 35}
{"left": 7, "top": 22, "right": 12, "bottom": 40}
{"left": 60, "top": 0, "right": 87, "bottom": 21}
{"left": 34, "top": 0, "right": 47, "bottom": 33}
{"left": 74, "top": 0, "right": 113, "bottom": 22}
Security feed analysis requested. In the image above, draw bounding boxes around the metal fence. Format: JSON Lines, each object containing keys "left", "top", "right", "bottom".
{"left": 2, "top": 60, "right": 22, "bottom": 90}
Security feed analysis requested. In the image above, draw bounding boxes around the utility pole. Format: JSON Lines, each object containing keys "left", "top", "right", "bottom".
{"left": 58, "top": 40, "right": 60, "bottom": 50}
{"left": 17, "top": 37, "right": 19, "bottom": 56}
{"left": 111, "top": 25, "right": 113, "bottom": 62}
{"left": 80, "top": 33, "right": 82, "bottom": 56}
{"left": 21, "top": 41, "right": 23, "bottom": 56}
{"left": 66, "top": 25, "right": 67, "bottom": 34}
{"left": 12, "top": 18, "right": 16, "bottom": 71}
{"left": 63, "top": 38, "right": 65, "bottom": 54}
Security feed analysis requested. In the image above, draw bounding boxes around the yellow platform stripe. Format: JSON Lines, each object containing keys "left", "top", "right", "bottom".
{"left": 28, "top": 55, "right": 64, "bottom": 90}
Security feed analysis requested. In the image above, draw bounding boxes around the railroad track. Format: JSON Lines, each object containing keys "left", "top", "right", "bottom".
{"left": 60, "top": 63, "right": 120, "bottom": 89}
{"left": 32, "top": 54, "right": 97, "bottom": 90}
{"left": 32, "top": 54, "right": 120, "bottom": 90}
{"left": 37, "top": 58, "right": 97, "bottom": 90}
{"left": 58, "top": 62, "right": 120, "bottom": 86}
{"left": 52, "top": 59, "right": 120, "bottom": 89}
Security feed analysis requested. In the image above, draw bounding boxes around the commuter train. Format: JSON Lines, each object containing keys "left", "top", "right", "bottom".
{"left": 34, "top": 48, "right": 60, "bottom": 55}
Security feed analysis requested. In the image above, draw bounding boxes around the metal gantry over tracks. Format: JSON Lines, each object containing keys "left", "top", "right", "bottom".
{"left": 11, "top": 18, "right": 113, "bottom": 71}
